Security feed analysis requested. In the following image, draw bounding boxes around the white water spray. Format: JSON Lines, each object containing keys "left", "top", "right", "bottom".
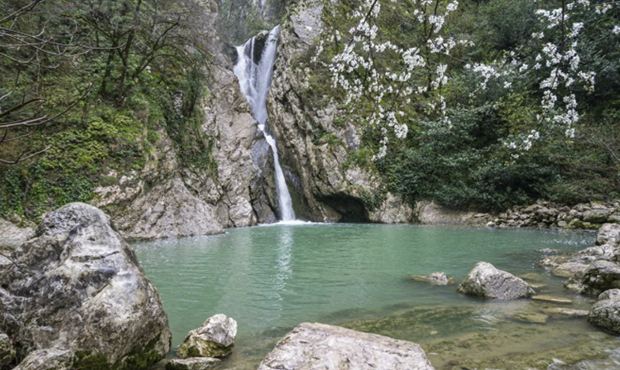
{"left": 233, "top": 26, "right": 296, "bottom": 221}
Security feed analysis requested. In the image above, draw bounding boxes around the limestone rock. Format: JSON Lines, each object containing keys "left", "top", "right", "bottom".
{"left": 581, "top": 260, "right": 620, "bottom": 296}
{"left": 588, "top": 289, "right": 620, "bottom": 334}
{"left": 166, "top": 357, "right": 221, "bottom": 370}
{"left": 542, "top": 307, "right": 589, "bottom": 318}
{"left": 531, "top": 295, "right": 573, "bottom": 304}
{"left": 597, "top": 223, "right": 620, "bottom": 246}
{"left": 410, "top": 272, "right": 454, "bottom": 286}
{"left": 0, "top": 333, "right": 15, "bottom": 369}
{"left": 178, "top": 314, "right": 237, "bottom": 359}
{"left": 458, "top": 262, "right": 534, "bottom": 300}
{"left": 0, "top": 218, "right": 34, "bottom": 250}
{"left": 416, "top": 201, "right": 490, "bottom": 226}
{"left": 257, "top": 322, "right": 435, "bottom": 370}
{"left": 0, "top": 203, "right": 171, "bottom": 369}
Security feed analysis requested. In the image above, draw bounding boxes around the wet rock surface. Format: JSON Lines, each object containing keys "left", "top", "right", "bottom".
{"left": 588, "top": 289, "right": 620, "bottom": 334}
{"left": 0, "top": 203, "right": 171, "bottom": 369}
{"left": 258, "top": 322, "right": 435, "bottom": 370}
{"left": 458, "top": 262, "right": 534, "bottom": 300}
{"left": 178, "top": 314, "right": 238, "bottom": 359}
{"left": 410, "top": 272, "right": 454, "bottom": 286}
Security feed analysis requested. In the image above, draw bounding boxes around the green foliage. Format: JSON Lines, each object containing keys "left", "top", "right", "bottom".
{"left": 0, "top": 0, "right": 215, "bottom": 221}
{"left": 312, "top": 0, "right": 619, "bottom": 211}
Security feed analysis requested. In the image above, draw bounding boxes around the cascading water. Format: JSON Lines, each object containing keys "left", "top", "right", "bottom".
{"left": 233, "top": 26, "right": 296, "bottom": 221}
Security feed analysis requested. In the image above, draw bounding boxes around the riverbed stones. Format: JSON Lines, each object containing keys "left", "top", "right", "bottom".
{"left": 177, "top": 314, "right": 237, "bottom": 359}
{"left": 588, "top": 289, "right": 620, "bottom": 334}
{"left": 0, "top": 203, "right": 171, "bottom": 369}
{"left": 458, "top": 262, "right": 534, "bottom": 300}
{"left": 257, "top": 322, "right": 435, "bottom": 370}
{"left": 410, "top": 272, "right": 454, "bottom": 286}
{"left": 166, "top": 357, "right": 221, "bottom": 370}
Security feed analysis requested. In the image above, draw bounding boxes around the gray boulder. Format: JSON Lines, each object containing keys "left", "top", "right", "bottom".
{"left": 177, "top": 314, "right": 237, "bottom": 358}
{"left": 0, "top": 203, "right": 171, "bottom": 369}
{"left": 0, "top": 333, "right": 14, "bottom": 369}
{"left": 258, "top": 323, "right": 434, "bottom": 370}
{"left": 597, "top": 223, "right": 620, "bottom": 246}
{"left": 166, "top": 357, "right": 220, "bottom": 370}
{"left": 580, "top": 260, "right": 620, "bottom": 296}
{"left": 588, "top": 289, "right": 620, "bottom": 334}
{"left": 458, "top": 262, "right": 534, "bottom": 300}
{"left": 0, "top": 218, "right": 34, "bottom": 250}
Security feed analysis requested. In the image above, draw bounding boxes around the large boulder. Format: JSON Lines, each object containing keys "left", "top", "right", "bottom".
{"left": 580, "top": 260, "right": 620, "bottom": 296}
{"left": 588, "top": 289, "right": 620, "bottom": 334}
{"left": 177, "top": 314, "right": 237, "bottom": 358}
{"left": 258, "top": 323, "right": 434, "bottom": 370}
{"left": 0, "top": 203, "right": 171, "bottom": 369}
{"left": 458, "top": 262, "right": 534, "bottom": 300}
{"left": 597, "top": 223, "right": 620, "bottom": 246}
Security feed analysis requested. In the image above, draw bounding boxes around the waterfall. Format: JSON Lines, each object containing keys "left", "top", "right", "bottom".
{"left": 233, "top": 26, "right": 296, "bottom": 221}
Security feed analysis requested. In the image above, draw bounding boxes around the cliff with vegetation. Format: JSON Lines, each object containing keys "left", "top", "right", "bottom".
{"left": 1, "top": 0, "right": 618, "bottom": 238}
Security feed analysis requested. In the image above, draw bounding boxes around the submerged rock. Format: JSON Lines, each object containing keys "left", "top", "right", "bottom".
{"left": 542, "top": 307, "right": 589, "bottom": 318}
{"left": 410, "top": 272, "right": 454, "bottom": 286}
{"left": 588, "top": 289, "right": 620, "bottom": 334}
{"left": 258, "top": 322, "right": 434, "bottom": 370}
{"left": 178, "top": 314, "right": 237, "bottom": 358}
{"left": 531, "top": 295, "right": 573, "bottom": 304}
{"left": 458, "top": 262, "right": 534, "bottom": 300}
{"left": 0, "top": 203, "right": 171, "bottom": 369}
{"left": 166, "top": 357, "right": 221, "bottom": 370}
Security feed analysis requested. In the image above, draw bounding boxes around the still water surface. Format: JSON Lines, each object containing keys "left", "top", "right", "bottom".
{"left": 134, "top": 224, "right": 619, "bottom": 369}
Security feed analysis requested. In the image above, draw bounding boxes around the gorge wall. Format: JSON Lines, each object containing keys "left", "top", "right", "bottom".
{"left": 86, "top": 0, "right": 414, "bottom": 240}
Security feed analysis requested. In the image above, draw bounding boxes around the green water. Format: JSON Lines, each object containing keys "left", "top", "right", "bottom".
{"left": 134, "top": 224, "right": 620, "bottom": 369}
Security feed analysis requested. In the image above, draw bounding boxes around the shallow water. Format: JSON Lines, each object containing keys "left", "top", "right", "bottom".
{"left": 134, "top": 224, "right": 620, "bottom": 369}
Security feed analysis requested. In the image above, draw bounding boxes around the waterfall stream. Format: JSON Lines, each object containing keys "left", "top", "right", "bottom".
{"left": 233, "top": 26, "right": 296, "bottom": 221}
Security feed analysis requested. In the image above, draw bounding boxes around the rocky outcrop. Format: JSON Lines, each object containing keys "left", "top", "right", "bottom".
{"left": 0, "top": 203, "right": 171, "bottom": 369}
{"left": 177, "top": 314, "right": 237, "bottom": 359}
{"left": 580, "top": 260, "right": 620, "bottom": 296}
{"left": 490, "top": 201, "right": 619, "bottom": 229}
{"left": 415, "top": 201, "right": 491, "bottom": 226}
{"left": 458, "top": 262, "right": 534, "bottom": 300}
{"left": 588, "top": 289, "right": 620, "bottom": 334}
{"left": 258, "top": 323, "right": 435, "bottom": 370}
{"left": 267, "top": 0, "right": 415, "bottom": 223}
{"left": 0, "top": 218, "right": 34, "bottom": 251}
{"left": 539, "top": 223, "right": 620, "bottom": 294}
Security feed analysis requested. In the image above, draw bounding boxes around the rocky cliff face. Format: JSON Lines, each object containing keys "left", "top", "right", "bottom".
{"left": 89, "top": 0, "right": 413, "bottom": 240}
{"left": 267, "top": 0, "right": 414, "bottom": 223}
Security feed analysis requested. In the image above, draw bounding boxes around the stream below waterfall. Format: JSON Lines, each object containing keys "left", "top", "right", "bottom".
{"left": 134, "top": 224, "right": 620, "bottom": 369}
